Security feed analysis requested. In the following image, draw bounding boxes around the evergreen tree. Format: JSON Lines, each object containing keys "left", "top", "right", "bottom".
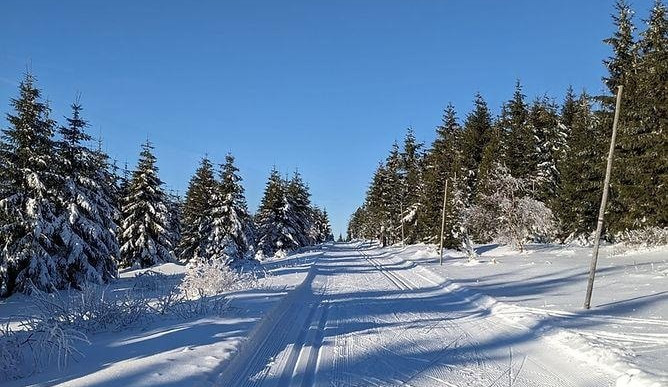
{"left": 529, "top": 96, "right": 565, "bottom": 203}
{"left": 0, "top": 74, "right": 61, "bottom": 294}
{"left": 365, "top": 158, "right": 400, "bottom": 245}
{"left": 554, "top": 93, "right": 606, "bottom": 239}
{"left": 603, "top": 0, "right": 638, "bottom": 94}
{"left": 322, "top": 209, "right": 334, "bottom": 242}
{"left": 55, "top": 102, "right": 118, "bottom": 288}
{"left": 214, "top": 153, "right": 255, "bottom": 262}
{"left": 286, "top": 171, "right": 314, "bottom": 247}
{"left": 179, "top": 157, "right": 216, "bottom": 262}
{"left": 119, "top": 141, "right": 173, "bottom": 268}
{"left": 612, "top": 0, "right": 668, "bottom": 231}
{"left": 560, "top": 86, "right": 578, "bottom": 131}
{"left": 459, "top": 93, "right": 493, "bottom": 203}
{"left": 421, "top": 104, "right": 461, "bottom": 246}
{"left": 383, "top": 142, "right": 404, "bottom": 243}
{"left": 399, "top": 128, "right": 424, "bottom": 243}
{"left": 477, "top": 123, "right": 504, "bottom": 192}
{"left": 255, "top": 168, "right": 299, "bottom": 257}
{"left": 166, "top": 190, "right": 182, "bottom": 258}
{"left": 501, "top": 81, "right": 537, "bottom": 181}
{"left": 311, "top": 207, "right": 334, "bottom": 243}
{"left": 201, "top": 181, "right": 235, "bottom": 265}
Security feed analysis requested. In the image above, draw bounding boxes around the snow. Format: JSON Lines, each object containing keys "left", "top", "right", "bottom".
{"left": 1, "top": 242, "right": 666, "bottom": 386}
{"left": 0, "top": 251, "right": 319, "bottom": 386}
{"left": 399, "top": 242, "right": 668, "bottom": 386}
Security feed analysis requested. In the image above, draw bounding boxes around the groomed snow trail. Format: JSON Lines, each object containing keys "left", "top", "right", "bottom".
{"left": 215, "top": 243, "right": 616, "bottom": 386}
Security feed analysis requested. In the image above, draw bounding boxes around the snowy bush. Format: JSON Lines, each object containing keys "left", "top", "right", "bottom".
{"left": 0, "top": 286, "right": 92, "bottom": 381}
{"left": 615, "top": 227, "right": 668, "bottom": 248}
{"left": 470, "top": 163, "right": 556, "bottom": 251}
{"left": 132, "top": 270, "right": 167, "bottom": 291}
{"left": 28, "top": 283, "right": 149, "bottom": 333}
{"left": 20, "top": 316, "right": 90, "bottom": 371}
{"left": 179, "top": 259, "right": 258, "bottom": 300}
{"left": 0, "top": 318, "right": 89, "bottom": 381}
{"left": 0, "top": 323, "right": 24, "bottom": 380}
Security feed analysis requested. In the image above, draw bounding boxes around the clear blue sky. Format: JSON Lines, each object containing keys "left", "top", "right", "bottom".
{"left": 0, "top": 0, "right": 654, "bottom": 237}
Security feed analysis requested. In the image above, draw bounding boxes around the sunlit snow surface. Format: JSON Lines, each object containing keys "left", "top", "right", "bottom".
{"left": 1, "top": 243, "right": 666, "bottom": 386}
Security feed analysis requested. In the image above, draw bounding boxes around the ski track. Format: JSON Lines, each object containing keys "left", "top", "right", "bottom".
{"left": 214, "top": 244, "right": 617, "bottom": 386}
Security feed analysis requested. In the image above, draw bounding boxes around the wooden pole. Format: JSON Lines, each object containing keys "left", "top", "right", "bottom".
{"left": 400, "top": 201, "right": 405, "bottom": 247}
{"left": 584, "top": 85, "right": 623, "bottom": 310}
{"left": 439, "top": 178, "right": 448, "bottom": 265}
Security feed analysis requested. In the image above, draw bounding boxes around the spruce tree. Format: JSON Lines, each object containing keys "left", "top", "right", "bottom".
{"left": 529, "top": 96, "right": 564, "bottom": 203}
{"left": 459, "top": 93, "right": 493, "bottom": 203}
{"left": 554, "top": 93, "right": 606, "bottom": 239}
{"left": 213, "top": 153, "right": 255, "bottom": 262}
{"left": 286, "top": 171, "right": 314, "bottom": 247}
{"left": 255, "top": 168, "right": 299, "bottom": 257}
{"left": 166, "top": 190, "right": 182, "bottom": 258}
{"left": 603, "top": 0, "right": 637, "bottom": 95}
{"left": 55, "top": 102, "right": 118, "bottom": 288}
{"left": 612, "top": 0, "right": 667, "bottom": 231}
{"left": 383, "top": 142, "right": 404, "bottom": 243}
{"left": 421, "top": 104, "right": 461, "bottom": 246}
{"left": 119, "top": 141, "right": 173, "bottom": 268}
{"left": 501, "top": 81, "right": 537, "bottom": 181}
{"left": 179, "top": 157, "right": 216, "bottom": 262}
{"left": 0, "top": 74, "right": 61, "bottom": 294}
{"left": 311, "top": 207, "right": 334, "bottom": 243}
{"left": 399, "top": 128, "right": 424, "bottom": 243}
{"left": 363, "top": 163, "right": 390, "bottom": 241}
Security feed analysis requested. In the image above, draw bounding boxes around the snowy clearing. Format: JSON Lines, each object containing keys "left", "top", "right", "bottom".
{"left": 1, "top": 242, "right": 666, "bottom": 386}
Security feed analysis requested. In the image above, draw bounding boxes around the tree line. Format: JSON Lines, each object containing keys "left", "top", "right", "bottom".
{"left": 348, "top": 0, "right": 666, "bottom": 251}
{"left": 0, "top": 76, "right": 332, "bottom": 296}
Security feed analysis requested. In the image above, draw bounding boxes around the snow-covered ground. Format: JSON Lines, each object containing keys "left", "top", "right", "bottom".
{"left": 0, "top": 250, "right": 322, "bottom": 386}
{"left": 399, "top": 242, "right": 668, "bottom": 386}
{"left": 1, "top": 242, "right": 666, "bottom": 386}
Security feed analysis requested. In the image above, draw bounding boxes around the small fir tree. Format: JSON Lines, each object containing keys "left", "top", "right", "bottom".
{"left": 119, "top": 141, "right": 173, "bottom": 268}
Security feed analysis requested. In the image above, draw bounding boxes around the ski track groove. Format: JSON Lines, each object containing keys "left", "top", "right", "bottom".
{"left": 215, "top": 244, "right": 617, "bottom": 387}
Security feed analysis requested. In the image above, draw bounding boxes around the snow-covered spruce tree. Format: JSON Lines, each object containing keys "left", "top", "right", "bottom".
{"left": 209, "top": 153, "right": 255, "bottom": 263}
{"left": 54, "top": 102, "right": 118, "bottom": 288}
{"left": 364, "top": 162, "right": 395, "bottom": 244}
{"left": 420, "top": 104, "right": 462, "bottom": 247}
{"left": 634, "top": 0, "right": 667, "bottom": 230}
{"left": 347, "top": 205, "right": 369, "bottom": 240}
{"left": 458, "top": 93, "right": 493, "bottom": 204}
{"left": 470, "top": 163, "right": 555, "bottom": 251}
{"left": 119, "top": 141, "right": 173, "bottom": 268}
{"left": 380, "top": 143, "right": 404, "bottom": 244}
{"left": 450, "top": 174, "right": 478, "bottom": 259}
{"left": 178, "top": 157, "right": 216, "bottom": 262}
{"left": 286, "top": 171, "right": 315, "bottom": 247}
{"left": 554, "top": 92, "right": 606, "bottom": 240}
{"left": 255, "top": 168, "right": 299, "bottom": 257}
{"left": 310, "top": 207, "right": 333, "bottom": 243}
{"left": 529, "top": 96, "right": 565, "bottom": 205}
{"left": 399, "top": 128, "right": 424, "bottom": 244}
{"left": 610, "top": 0, "right": 667, "bottom": 233}
{"left": 199, "top": 184, "right": 235, "bottom": 266}
{"left": 0, "top": 74, "right": 62, "bottom": 295}
{"left": 166, "top": 190, "right": 182, "bottom": 258}
{"left": 320, "top": 209, "right": 334, "bottom": 242}
{"left": 500, "top": 81, "right": 538, "bottom": 183}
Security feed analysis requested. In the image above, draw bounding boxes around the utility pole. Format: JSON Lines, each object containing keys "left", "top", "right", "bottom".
{"left": 400, "top": 201, "right": 405, "bottom": 247}
{"left": 439, "top": 178, "right": 449, "bottom": 265}
{"left": 584, "top": 85, "right": 623, "bottom": 310}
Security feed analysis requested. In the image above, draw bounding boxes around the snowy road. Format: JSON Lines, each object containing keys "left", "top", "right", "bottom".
{"left": 215, "top": 243, "right": 616, "bottom": 386}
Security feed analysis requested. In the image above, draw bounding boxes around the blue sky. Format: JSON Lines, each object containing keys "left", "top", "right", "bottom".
{"left": 0, "top": 0, "right": 654, "bottom": 236}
